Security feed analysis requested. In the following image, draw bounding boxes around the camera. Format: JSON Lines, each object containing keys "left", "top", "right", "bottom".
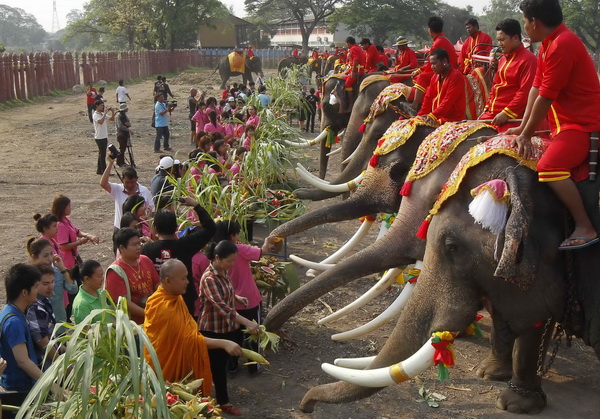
{"left": 167, "top": 100, "right": 178, "bottom": 109}
{"left": 107, "top": 143, "right": 121, "bottom": 160}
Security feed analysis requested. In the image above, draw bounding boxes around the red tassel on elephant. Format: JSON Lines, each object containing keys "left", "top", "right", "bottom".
{"left": 359, "top": 123, "right": 366, "bottom": 133}
{"left": 369, "top": 154, "right": 379, "bottom": 167}
{"left": 416, "top": 215, "right": 432, "bottom": 240}
{"left": 400, "top": 181, "right": 413, "bottom": 197}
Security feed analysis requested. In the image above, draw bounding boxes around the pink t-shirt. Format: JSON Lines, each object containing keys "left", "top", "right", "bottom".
{"left": 223, "top": 123, "right": 235, "bottom": 137}
{"left": 40, "top": 234, "right": 61, "bottom": 255}
{"left": 192, "top": 109, "right": 209, "bottom": 133}
{"left": 230, "top": 243, "right": 262, "bottom": 310}
{"left": 56, "top": 217, "right": 80, "bottom": 269}
{"left": 242, "top": 135, "right": 253, "bottom": 151}
{"left": 246, "top": 115, "right": 260, "bottom": 128}
{"left": 230, "top": 162, "right": 241, "bottom": 177}
{"left": 203, "top": 122, "right": 225, "bottom": 134}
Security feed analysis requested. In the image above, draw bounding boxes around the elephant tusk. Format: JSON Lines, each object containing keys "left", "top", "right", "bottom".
{"left": 318, "top": 267, "right": 402, "bottom": 325}
{"left": 342, "top": 144, "right": 361, "bottom": 165}
{"left": 289, "top": 254, "right": 335, "bottom": 271}
{"left": 326, "top": 147, "right": 342, "bottom": 157}
{"left": 304, "top": 218, "right": 376, "bottom": 278}
{"left": 296, "top": 164, "right": 331, "bottom": 185}
{"left": 338, "top": 128, "right": 346, "bottom": 141}
{"left": 331, "top": 281, "right": 416, "bottom": 341}
{"left": 321, "top": 337, "right": 436, "bottom": 387}
{"left": 284, "top": 129, "right": 328, "bottom": 147}
{"left": 333, "top": 356, "right": 377, "bottom": 369}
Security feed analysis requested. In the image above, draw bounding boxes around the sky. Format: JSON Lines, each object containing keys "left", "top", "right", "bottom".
{"left": 1, "top": 0, "right": 489, "bottom": 33}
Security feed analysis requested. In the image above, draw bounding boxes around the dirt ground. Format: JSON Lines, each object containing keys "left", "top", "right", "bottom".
{"left": 0, "top": 68, "right": 598, "bottom": 418}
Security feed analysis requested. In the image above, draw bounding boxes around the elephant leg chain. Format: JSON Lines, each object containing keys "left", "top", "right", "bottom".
{"left": 507, "top": 380, "right": 547, "bottom": 404}
{"left": 535, "top": 255, "right": 577, "bottom": 377}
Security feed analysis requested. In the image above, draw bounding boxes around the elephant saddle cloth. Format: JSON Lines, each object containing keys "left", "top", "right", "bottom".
{"left": 427, "top": 134, "right": 548, "bottom": 219}
{"left": 465, "top": 67, "right": 490, "bottom": 120}
{"left": 372, "top": 117, "right": 437, "bottom": 158}
{"left": 359, "top": 74, "right": 391, "bottom": 92}
{"left": 364, "top": 83, "right": 414, "bottom": 124}
{"left": 228, "top": 52, "right": 245, "bottom": 73}
{"left": 405, "top": 121, "right": 494, "bottom": 184}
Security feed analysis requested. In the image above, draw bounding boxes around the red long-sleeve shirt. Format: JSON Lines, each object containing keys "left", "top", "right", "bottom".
{"left": 459, "top": 31, "right": 493, "bottom": 74}
{"left": 364, "top": 44, "right": 380, "bottom": 73}
{"left": 419, "top": 33, "right": 458, "bottom": 73}
{"left": 395, "top": 48, "right": 418, "bottom": 70}
{"left": 533, "top": 23, "right": 600, "bottom": 135}
{"left": 418, "top": 68, "right": 467, "bottom": 124}
{"left": 482, "top": 44, "right": 537, "bottom": 120}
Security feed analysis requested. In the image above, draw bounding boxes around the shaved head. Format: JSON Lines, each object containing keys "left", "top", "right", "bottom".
{"left": 160, "top": 259, "right": 189, "bottom": 296}
{"left": 160, "top": 259, "right": 184, "bottom": 281}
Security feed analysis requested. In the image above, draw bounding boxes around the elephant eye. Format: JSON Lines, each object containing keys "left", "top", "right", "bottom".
{"left": 444, "top": 237, "right": 459, "bottom": 254}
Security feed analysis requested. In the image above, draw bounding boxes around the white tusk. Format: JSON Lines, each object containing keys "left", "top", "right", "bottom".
{"left": 334, "top": 356, "right": 376, "bottom": 369}
{"left": 331, "top": 281, "right": 416, "bottom": 341}
{"left": 338, "top": 129, "right": 346, "bottom": 141}
{"left": 290, "top": 254, "right": 335, "bottom": 271}
{"left": 342, "top": 145, "right": 361, "bottom": 165}
{"left": 318, "top": 267, "right": 401, "bottom": 325}
{"left": 321, "top": 337, "right": 435, "bottom": 387}
{"left": 296, "top": 164, "right": 331, "bottom": 185}
{"left": 326, "top": 147, "right": 342, "bottom": 157}
{"left": 376, "top": 220, "right": 389, "bottom": 240}
{"left": 284, "top": 129, "right": 329, "bottom": 147}
{"left": 296, "top": 163, "right": 364, "bottom": 192}
{"left": 305, "top": 218, "right": 375, "bottom": 278}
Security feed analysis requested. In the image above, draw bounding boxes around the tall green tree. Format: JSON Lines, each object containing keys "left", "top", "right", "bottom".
{"left": 563, "top": 0, "right": 600, "bottom": 55}
{"left": 480, "top": 0, "right": 522, "bottom": 34}
{"left": 245, "top": 0, "right": 339, "bottom": 55}
{"left": 436, "top": 3, "right": 474, "bottom": 43}
{"left": 330, "top": 0, "right": 437, "bottom": 45}
{"left": 0, "top": 5, "right": 46, "bottom": 49}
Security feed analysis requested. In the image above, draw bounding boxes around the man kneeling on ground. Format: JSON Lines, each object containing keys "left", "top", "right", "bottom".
{"left": 144, "top": 259, "right": 241, "bottom": 399}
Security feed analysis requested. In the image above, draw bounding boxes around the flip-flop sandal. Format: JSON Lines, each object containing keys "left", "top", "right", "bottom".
{"left": 558, "top": 236, "right": 600, "bottom": 251}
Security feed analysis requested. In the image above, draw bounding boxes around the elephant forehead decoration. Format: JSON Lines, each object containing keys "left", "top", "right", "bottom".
{"left": 416, "top": 134, "right": 547, "bottom": 240}
{"left": 468, "top": 179, "right": 511, "bottom": 235}
{"left": 363, "top": 83, "right": 413, "bottom": 124}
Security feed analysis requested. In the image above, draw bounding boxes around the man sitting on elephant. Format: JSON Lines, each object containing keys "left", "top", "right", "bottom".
{"left": 359, "top": 38, "right": 381, "bottom": 73}
{"left": 508, "top": 0, "right": 600, "bottom": 250}
{"left": 341, "top": 36, "right": 366, "bottom": 113}
{"left": 417, "top": 48, "right": 467, "bottom": 126}
{"left": 411, "top": 16, "right": 458, "bottom": 111}
{"left": 389, "top": 36, "right": 418, "bottom": 73}
{"left": 478, "top": 19, "right": 537, "bottom": 132}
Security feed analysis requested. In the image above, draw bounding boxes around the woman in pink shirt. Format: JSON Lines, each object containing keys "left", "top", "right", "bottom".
{"left": 220, "top": 111, "right": 235, "bottom": 137}
{"left": 245, "top": 105, "right": 260, "bottom": 128}
{"left": 242, "top": 124, "right": 256, "bottom": 151}
{"left": 204, "top": 111, "right": 225, "bottom": 134}
{"left": 202, "top": 220, "right": 279, "bottom": 373}
{"left": 51, "top": 194, "right": 99, "bottom": 270}
{"left": 205, "top": 97, "right": 219, "bottom": 115}
{"left": 192, "top": 102, "right": 209, "bottom": 134}
{"left": 33, "top": 213, "right": 61, "bottom": 255}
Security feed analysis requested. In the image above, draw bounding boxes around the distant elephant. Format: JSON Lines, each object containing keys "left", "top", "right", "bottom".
{"left": 322, "top": 54, "right": 341, "bottom": 76}
{"left": 315, "top": 75, "right": 392, "bottom": 180}
{"left": 218, "top": 54, "right": 264, "bottom": 90}
{"left": 265, "top": 124, "right": 496, "bottom": 332}
{"left": 296, "top": 83, "right": 416, "bottom": 201}
{"left": 299, "top": 154, "right": 600, "bottom": 415}
{"left": 277, "top": 56, "right": 322, "bottom": 82}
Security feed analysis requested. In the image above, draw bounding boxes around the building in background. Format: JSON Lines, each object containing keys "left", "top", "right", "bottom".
{"left": 268, "top": 17, "right": 351, "bottom": 49}
{"left": 197, "top": 13, "right": 253, "bottom": 48}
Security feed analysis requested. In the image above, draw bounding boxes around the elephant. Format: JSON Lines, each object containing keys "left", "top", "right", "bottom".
{"left": 277, "top": 56, "right": 323, "bottom": 82}
{"left": 299, "top": 154, "right": 600, "bottom": 415}
{"left": 315, "top": 75, "right": 391, "bottom": 180}
{"left": 218, "top": 54, "right": 264, "bottom": 90}
{"left": 295, "top": 83, "right": 416, "bottom": 201}
{"left": 322, "top": 54, "right": 341, "bottom": 77}
{"left": 265, "top": 124, "right": 497, "bottom": 332}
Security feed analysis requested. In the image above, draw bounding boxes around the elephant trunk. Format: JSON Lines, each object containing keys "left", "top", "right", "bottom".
{"left": 300, "top": 250, "right": 481, "bottom": 412}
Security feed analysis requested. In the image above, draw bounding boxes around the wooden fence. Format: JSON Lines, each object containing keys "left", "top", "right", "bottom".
{"left": 0, "top": 47, "right": 293, "bottom": 104}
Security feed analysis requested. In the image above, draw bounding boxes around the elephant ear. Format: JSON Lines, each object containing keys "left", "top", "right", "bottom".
{"left": 493, "top": 167, "right": 537, "bottom": 290}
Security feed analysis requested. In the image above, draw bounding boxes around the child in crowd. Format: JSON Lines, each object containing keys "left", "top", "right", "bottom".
{"left": 229, "top": 147, "right": 247, "bottom": 179}
{"left": 122, "top": 194, "right": 151, "bottom": 239}
{"left": 245, "top": 105, "right": 260, "bottom": 128}
{"left": 192, "top": 102, "right": 209, "bottom": 135}
{"left": 204, "top": 111, "right": 225, "bottom": 134}
{"left": 213, "top": 139, "right": 230, "bottom": 168}
{"left": 71, "top": 260, "right": 109, "bottom": 323}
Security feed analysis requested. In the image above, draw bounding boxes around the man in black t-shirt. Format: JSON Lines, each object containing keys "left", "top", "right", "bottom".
{"left": 141, "top": 197, "right": 216, "bottom": 316}
{"left": 305, "top": 88, "right": 320, "bottom": 133}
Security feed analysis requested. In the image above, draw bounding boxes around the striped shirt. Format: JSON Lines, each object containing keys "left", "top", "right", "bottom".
{"left": 198, "top": 264, "right": 237, "bottom": 333}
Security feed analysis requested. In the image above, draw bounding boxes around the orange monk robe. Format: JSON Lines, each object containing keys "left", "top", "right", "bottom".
{"left": 418, "top": 67, "right": 467, "bottom": 124}
{"left": 478, "top": 44, "right": 537, "bottom": 132}
{"left": 144, "top": 286, "right": 212, "bottom": 397}
{"left": 458, "top": 31, "right": 493, "bottom": 74}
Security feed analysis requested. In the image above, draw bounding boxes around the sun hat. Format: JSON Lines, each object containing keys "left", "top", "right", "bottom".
{"left": 393, "top": 36, "right": 409, "bottom": 46}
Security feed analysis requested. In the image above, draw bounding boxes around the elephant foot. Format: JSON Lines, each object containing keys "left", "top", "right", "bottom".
{"left": 496, "top": 381, "right": 546, "bottom": 414}
{"left": 476, "top": 353, "right": 512, "bottom": 381}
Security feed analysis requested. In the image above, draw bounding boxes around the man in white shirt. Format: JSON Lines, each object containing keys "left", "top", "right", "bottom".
{"left": 93, "top": 101, "right": 115, "bottom": 175}
{"left": 100, "top": 158, "right": 155, "bottom": 232}
{"left": 115, "top": 80, "right": 131, "bottom": 104}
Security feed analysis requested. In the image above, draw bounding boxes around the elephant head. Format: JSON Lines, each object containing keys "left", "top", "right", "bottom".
{"left": 247, "top": 55, "right": 264, "bottom": 78}
{"left": 299, "top": 156, "right": 571, "bottom": 415}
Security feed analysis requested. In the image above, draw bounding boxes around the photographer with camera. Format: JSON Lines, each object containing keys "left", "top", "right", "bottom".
{"left": 115, "top": 104, "right": 135, "bottom": 167}
{"left": 154, "top": 94, "right": 174, "bottom": 153}
{"left": 93, "top": 100, "right": 115, "bottom": 175}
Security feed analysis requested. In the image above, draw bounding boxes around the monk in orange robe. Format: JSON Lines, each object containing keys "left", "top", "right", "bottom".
{"left": 144, "top": 259, "right": 241, "bottom": 397}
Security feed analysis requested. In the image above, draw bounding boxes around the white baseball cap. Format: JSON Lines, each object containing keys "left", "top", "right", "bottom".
{"left": 156, "top": 156, "right": 174, "bottom": 170}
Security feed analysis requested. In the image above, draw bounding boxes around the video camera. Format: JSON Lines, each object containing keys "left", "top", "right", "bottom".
{"left": 167, "top": 100, "right": 178, "bottom": 110}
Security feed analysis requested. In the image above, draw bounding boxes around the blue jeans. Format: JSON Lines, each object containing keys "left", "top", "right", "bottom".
{"left": 154, "top": 126, "right": 170, "bottom": 151}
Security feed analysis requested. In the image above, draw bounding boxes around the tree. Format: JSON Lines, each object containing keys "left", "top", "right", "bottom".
{"left": 245, "top": 0, "right": 339, "bottom": 55}
{"left": 0, "top": 5, "right": 47, "bottom": 49}
{"left": 480, "top": 0, "right": 522, "bottom": 35}
{"left": 330, "top": 0, "right": 437, "bottom": 46}
{"left": 435, "top": 3, "right": 474, "bottom": 43}
{"left": 563, "top": 0, "right": 600, "bottom": 55}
